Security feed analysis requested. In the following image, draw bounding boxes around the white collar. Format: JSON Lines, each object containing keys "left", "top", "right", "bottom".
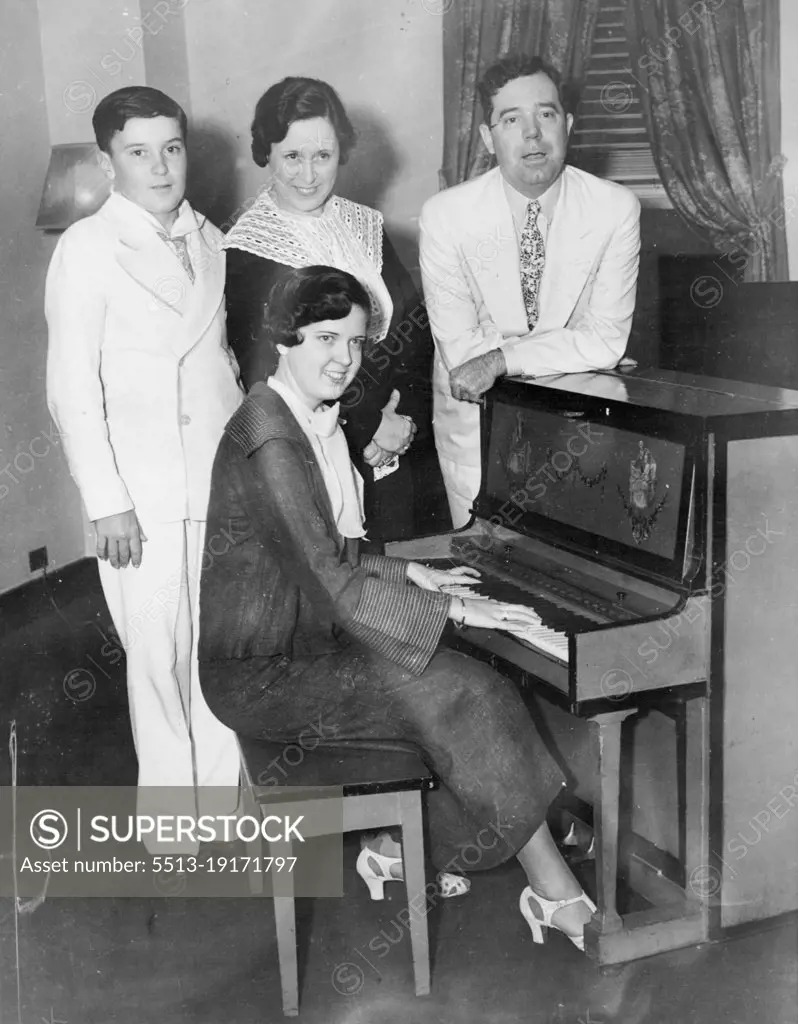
{"left": 109, "top": 190, "right": 199, "bottom": 238}
{"left": 501, "top": 172, "right": 563, "bottom": 224}
{"left": 267, "top": 374, "right": 365, "bottom": 538}
{"left": 267, "top": 375, "right": 340, "bottom": 439}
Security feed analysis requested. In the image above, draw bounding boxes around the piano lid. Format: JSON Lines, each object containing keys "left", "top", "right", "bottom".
{"left": 515, "top": 366, "right": 798, "bottom": 424}
{"left": 475, "top": 374, "right": 702, "bottom": 586}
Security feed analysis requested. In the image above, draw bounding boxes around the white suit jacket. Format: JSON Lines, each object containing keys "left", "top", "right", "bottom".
{"left": 46, "top": 193, "right": 244, "bottom": 524}
{"left": 419, "top": 165, "right": 640, "bottom": 476}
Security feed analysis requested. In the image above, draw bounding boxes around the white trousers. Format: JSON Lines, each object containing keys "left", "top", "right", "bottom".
{"left": 98, "top": 519, "right": 240, "bottom": 852}
{"left": 438, "top": 456, "right": 481, "bottom": 530}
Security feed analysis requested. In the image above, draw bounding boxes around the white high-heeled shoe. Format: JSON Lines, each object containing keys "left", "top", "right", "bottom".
{"left": 563, "top": 820, "right": 596, "bottom": 860}
{"left": 356, "top": 844, "right": 403, "bottom": 901}
{"left": 356, "top": 833, "right": 471, "bottom": 901}
{"left": 519, "top": 885, "right": 597, "bottom": 952}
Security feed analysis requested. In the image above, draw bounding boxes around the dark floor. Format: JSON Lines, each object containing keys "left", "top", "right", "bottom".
{"left": 1, "top": 561, "right": 796, "bottom": 1024}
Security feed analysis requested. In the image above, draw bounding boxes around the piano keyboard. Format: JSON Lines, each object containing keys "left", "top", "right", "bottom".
{"left": 468, "top": 570, "right": 601, "bottom": 635}
{"left": 464, "top": 554, "right": 616, "bottom": 625}
{"left": 424, "top": 558, "right": 605, "bottom": 667}
{"left": 500, "top": 619, "right": 570, "bottom": 663}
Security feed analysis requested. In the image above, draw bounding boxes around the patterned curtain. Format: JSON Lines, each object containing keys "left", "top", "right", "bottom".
{"left": 626, "top": 0, "right": 787, "bottom": 281}
{"left": 441, "top": 0, "right": 602, "bottom": 187}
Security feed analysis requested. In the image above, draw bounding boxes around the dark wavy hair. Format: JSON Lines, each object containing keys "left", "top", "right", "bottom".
{"left": 250, "top": 77, "right": 357, "bottom": 168}
{"left": 478, "top": 54, "right": 574, "bottom": 122}
{"left": 263, "top": 266, "right": 371, "bottom": 350}
{"left": 92, "top": 86, "right": 187, "bottom": 154}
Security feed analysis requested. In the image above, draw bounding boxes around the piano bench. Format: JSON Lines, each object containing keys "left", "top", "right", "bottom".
{"left": 237, "top": 737, "right": 436, "bottom": 1016}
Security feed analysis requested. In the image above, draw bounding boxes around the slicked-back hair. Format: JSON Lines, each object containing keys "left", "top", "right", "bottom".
{"left": 263, "top": 266, "right": 371, "bottom": 351}
{"left": 92, "top": 86, "right": 188, "bottom": 153}
{"left": 478, "top": 54, "right": 572, "bottom": 123}
{"left": 250, "top": 77, "right": 357, "bottom": 167}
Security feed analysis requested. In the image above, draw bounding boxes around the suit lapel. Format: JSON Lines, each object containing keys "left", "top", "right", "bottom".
{"left": 178, "top": 216, "right": 225, "bottom": 358}
{"left": 466, "top": 170, "right": 529, "bottom": 336}
{"left": 104, "top": 194, "right": 189, "bottom": 316}
{"left": 536, "top": 167, "right": 601, "bottom": 332}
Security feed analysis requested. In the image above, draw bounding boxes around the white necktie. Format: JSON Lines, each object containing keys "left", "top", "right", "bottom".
{"left": 310, "top": 402, "right": 366, "bottom": 539}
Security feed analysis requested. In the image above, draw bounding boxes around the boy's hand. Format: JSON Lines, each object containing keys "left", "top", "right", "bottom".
{"left": 93, "top": 511, "right": 147, "bottom": 569}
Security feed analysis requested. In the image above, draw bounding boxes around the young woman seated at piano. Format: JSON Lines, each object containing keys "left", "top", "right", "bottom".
{"left": 198, "top": 266, "right": 596, "bottom": 950}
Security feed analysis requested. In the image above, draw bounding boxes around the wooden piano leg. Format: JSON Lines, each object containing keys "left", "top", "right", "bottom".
{"left": 583, "top": 701, "right": 711, "bottom": 965}
{"left": 586, "top": 709, "right": 638, "bottom": 940}
{"left": 683, "top": 696, "right": 711, "bottom": 937}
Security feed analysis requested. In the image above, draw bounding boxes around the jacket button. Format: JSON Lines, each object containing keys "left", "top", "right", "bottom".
{"left": 180, "top": 414, "right": 191, "bottom": 426}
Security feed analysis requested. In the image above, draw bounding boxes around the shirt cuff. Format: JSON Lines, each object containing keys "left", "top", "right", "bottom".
{"left": 83, "top": 492, "right": 135, "bottom": 523}
{"left": 500, "top": 344, "right": 531, "bottom": 379}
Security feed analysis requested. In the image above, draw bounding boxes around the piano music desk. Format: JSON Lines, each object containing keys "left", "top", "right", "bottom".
{"left": 390, "top": 368, "right": 798, "bottom": 966}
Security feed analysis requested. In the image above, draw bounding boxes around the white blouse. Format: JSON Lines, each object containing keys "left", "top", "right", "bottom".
{"left": 267, "top": 373, "right": 366, "bottom": 539}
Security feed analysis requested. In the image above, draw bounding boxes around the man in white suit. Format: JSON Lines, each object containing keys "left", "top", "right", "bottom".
{"left": 420, "top": 55, "right": 641, "bottom": 528}
{"left": 46, "top": 87, "right": 244, "bottom": 851}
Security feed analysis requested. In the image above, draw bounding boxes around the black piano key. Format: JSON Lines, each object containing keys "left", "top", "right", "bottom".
{"left": 420, "top": 557, "right": 599, "bottom": 634}
{"left": 471, "top": 575, "right": 595, "bottom": 634}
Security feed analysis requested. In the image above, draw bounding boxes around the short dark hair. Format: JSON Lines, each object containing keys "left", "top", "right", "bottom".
{"left": 92, "top": 86, "right": 188, "bottom": 153}
{"left": 250, "top": 77, "right": 357, "bottom": 168}
{"left": 263, "top": 266, "right": 371, "bottom": 350}
{"left": 478, "top": 55, "right": 572, "bottom": 123}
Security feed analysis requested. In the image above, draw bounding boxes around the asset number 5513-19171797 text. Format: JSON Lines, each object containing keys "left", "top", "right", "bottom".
{"left": 151, "top": 856, "right": 298, "bottom": 873}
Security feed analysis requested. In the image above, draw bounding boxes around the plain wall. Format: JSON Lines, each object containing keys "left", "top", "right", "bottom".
{"left": 0, "top": 0, "right": 87, "bottom": 594}
{"left": 37, "top": 0, "right": 148, "bottom": 145}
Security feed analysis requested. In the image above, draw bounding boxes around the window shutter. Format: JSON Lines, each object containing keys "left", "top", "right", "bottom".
{"left": 569, "top": 0, "right": 671, "bottom": 207}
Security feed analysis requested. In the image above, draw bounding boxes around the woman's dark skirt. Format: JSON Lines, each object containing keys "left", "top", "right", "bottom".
{"left": 201, "top": 642, "right": 565, "bottom": 872}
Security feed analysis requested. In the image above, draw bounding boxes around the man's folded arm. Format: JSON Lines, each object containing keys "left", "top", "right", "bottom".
{"left": 45, "top": 232, "right": 133, "bottom": 521}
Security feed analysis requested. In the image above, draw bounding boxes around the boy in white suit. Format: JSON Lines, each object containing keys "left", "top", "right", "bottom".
{"left": 46, "top": 87, "right": 244, "bottom": 852}
{"left": 420, "top": 55, "right": 641, "bottom": 528}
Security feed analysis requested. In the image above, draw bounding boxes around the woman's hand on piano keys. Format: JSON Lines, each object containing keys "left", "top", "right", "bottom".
{"left": 406, "top": 562, "right": 483, "bottom": 596}
{"left": 457, "top": 598, "right": 543, "bottom": 633}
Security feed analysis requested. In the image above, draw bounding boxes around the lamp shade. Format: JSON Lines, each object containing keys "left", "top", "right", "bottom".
{"left": 36, "top": 143, "right": 111, "bottom": 231}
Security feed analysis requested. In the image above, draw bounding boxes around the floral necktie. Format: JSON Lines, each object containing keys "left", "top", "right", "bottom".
{"left": 519, "top": 200, "right": 545, "bottom": 331}
{"left": 159, "top": 233, "right": 195, "bottom": 283}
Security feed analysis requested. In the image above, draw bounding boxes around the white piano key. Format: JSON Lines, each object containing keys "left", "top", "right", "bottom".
{"left": 502, "top": 621, "right": 569, "bottom": 663}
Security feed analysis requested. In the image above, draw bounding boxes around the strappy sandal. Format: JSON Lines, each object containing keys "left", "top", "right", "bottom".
{"left": 357, "top": 832, "right": 471, "bottom": 899}
{"left": 436, "top": 871, "right": 471, "bottom": 898}
{"left": 519, "top": 885, "right": 596, "bottom": 952}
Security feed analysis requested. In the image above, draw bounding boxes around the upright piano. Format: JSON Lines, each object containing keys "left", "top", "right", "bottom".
{"left": 389, "top": 367, "right": 798, "bottom": 965}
